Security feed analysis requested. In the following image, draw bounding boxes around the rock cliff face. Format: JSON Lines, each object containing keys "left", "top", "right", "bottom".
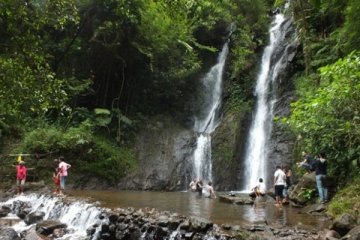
{"left": 117, "top": 118, "right": 196, "bottom": 191}
{"left": 264, "top": 19, "right": 301, "bottom": 176}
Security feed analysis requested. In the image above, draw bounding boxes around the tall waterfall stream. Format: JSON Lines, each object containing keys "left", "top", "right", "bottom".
{"left": 242, "top": 14, "right": 288, "bottom": 190}
{"left": 192, "top": 43, "right": 229, "bottom": 182}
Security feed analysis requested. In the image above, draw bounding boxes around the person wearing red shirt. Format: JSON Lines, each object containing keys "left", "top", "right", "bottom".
{"left": 16, "top": 161, "right": 27, "bottom": 195}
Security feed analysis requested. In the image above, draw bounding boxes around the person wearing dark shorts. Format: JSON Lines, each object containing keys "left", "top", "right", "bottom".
{"left": 273, "top": 166, "right": 286, "bottom": 206}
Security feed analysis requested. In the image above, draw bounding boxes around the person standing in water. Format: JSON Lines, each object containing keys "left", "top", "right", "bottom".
{"left": 282, "top": 166, "right": 292, "bottom": 204}
{"left": 196, "top": 179, "right": 203, "bottom": 196}
{"left": 202, "top": 181, "right": 217, "bottom": 199}
{"left": 273, "top": 165, "right": 286, "bottom": 206}
{"left": 189, "top": 178, "right": 198, "bottom": 192}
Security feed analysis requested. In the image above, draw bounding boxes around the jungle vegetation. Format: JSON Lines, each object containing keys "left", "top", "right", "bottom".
{"left": 0, "top": 0, "right": 359, "bottom": 195}
{"left": 0, "top": 0, "right": 271, "bottom": 182}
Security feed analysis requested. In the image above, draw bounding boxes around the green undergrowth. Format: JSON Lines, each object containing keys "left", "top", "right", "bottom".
{"left": 327, "top": 176, "right": 360, "bottom": 217}
{"left": 13, "top": 121, "right": 136, "bottom": 184}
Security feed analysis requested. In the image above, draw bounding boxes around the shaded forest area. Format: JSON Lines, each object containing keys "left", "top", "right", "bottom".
{"left": 0, "top": 0, "right": 360, "bottom": 215}
{"left": 0, "top": 0, "right": 271, "bottom": 182}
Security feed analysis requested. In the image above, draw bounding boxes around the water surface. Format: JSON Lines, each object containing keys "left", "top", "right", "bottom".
{"left": 69, "top": 190, "right": 329, "bottom": 230}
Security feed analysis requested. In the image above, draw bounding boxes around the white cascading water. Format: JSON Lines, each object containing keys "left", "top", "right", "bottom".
{"left": 242, "top": 14, "right": 286, "bottom": 191}
{"left": 1, "top": 194, "right": 105, "bottom": 240}
{"left": 192, "top": 43, "right": 229, "bottom": 181}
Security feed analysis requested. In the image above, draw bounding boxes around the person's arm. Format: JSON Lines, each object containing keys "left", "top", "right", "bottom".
{"left": 273, "top": 172, "right": 278, "bottom": 187}
{"left": 210, "top": 187, "right": 216, "bottom": 199}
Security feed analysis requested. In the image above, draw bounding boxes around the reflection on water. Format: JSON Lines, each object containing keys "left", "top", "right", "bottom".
{"left": 69, "top": 190, "right": 328, "bottom": 230}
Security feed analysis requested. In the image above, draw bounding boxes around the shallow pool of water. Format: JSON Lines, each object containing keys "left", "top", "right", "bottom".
{"left": 68, "top": 190, "right": 329, "bottom": 230}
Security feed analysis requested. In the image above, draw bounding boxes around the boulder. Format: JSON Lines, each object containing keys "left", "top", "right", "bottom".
{"left": 36, "top": 220, "right": 67, "bottom": 236}
{"left": 219, "top": 193, "right": 254, "bottom": 205}
{"left": 305, "top": 203, "right": 327, "bottom": 214}
{"left": 0, "top": 228, "right": 20, "bottom": 240}
{"left": 190, "top": 216, "right": 213, "bottom": 232}
{"left": 24, "top": 211, "right": 45, "bottom": 225}
{"left": 11, "top": 201, "right": 32, "bottom": 219}
{"left": 341, "top": 225, "right": 360, "bottom": 240}
{"left": 289, "top": 172, "right": 316, "bottom": 204}
{"left": 324, "top": 229, "right": 341, "bottom": 239}
{"left": 0, "top": 206, "right": 11, "bottom": 218}
{"left": 23, "top": 226, "right": 51, "bottom": 240}
{"left": 330, "top": 213, "right": 357, "bottom": 236}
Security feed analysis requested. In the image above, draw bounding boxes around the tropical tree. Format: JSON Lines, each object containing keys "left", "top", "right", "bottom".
{"left": 285, "top": 52, "right": 360, "bottom": 180}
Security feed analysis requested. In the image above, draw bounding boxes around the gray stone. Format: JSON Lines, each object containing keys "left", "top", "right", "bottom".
{"left": 36, "top": 220, "right": 67, "bottom": 236}
{"left": 219, "top": 193, "right": 254, "bottom": 205}
{"left": 190, "top": 216, "right": 213, "bottom": 232}
{"left": 157, "top": 215, "right": 169, "bottom": 227}
{"left": 325, "top": 229, "right": 341, "bottom": 239}
{"left": 180, "top": 220, "right": 190, "bottom": 230}
{"left": 168, "top": 218, "right": 181, "bottom": 230}
{"left": 11, "top": 201, "right": 32, "bottom": 219}
{"left": 184, "top": 232, "right": 194, "bottom": 239}
{"left": 0, "top": 228, "right": 20, "bottom": 240}
{"left": 0, "top": 206, "right": 10, "bottom": 218}
{"left": 341, "top": 225, "right": 360, "bottom": 240}
{"left": 331, "top": 214, "right": 357, "bottom": 236}
{"left": 289, "top": 172, "right": 317, "bottom": 204}
{"left": 24, "top": 211, "right": 45, "bottom": 225}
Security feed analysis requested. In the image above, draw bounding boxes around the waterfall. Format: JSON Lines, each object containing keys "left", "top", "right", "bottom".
{"left": 1, "top": 194, "right": 105, "bottom": 239}
{"left": 191, "top": 43, "right": 229, "bottom": 182}
{"left": 242, "top": 14, "right": 288, "bottom": 191}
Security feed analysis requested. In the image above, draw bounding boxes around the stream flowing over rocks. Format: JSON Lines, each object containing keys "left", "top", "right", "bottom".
{"left": 0, "top": 190, "right": 343, "bottom": 240}
{"left": 1, "top": 185, "right": 360, "bottom": 240}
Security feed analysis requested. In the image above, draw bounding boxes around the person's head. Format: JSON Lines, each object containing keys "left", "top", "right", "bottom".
{"left": 259, "top": 178, "right": 263, "bottom": 183}
{"left": 276, "top": 165, "right": 281, "bottom": 170}
{"left": 319, "top": 152, "right": 326, "bottom": 159}
{"left": 208, "top": 181, "right": 212, "bottom": 186}
{"left": 19, "top": 161, "right": 25, "bottom": 166}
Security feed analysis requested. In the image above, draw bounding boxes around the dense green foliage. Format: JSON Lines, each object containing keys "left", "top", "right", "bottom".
{"left": 285, "top": 53, "right": 360, "bottom": 179}
{"left": 0, "top": 0, "right": 270, "bottom": 183}
{"left": 21, "top": 120, "right": 135, "bottom": 182}
{"left": 283, "top": 0, "right": 360, "bottom": 183}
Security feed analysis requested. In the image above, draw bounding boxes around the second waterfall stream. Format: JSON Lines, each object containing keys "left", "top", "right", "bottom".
{"left": 242, "top": 13, "right": 289, "bottom": 191}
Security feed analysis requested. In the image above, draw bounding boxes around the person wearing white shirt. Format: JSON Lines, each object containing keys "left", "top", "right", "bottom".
{"left": 273, "top": 166, "right": 286, "bottom": 206}
{"left": 249, "top": 178, "right": 266, "bottom": 200}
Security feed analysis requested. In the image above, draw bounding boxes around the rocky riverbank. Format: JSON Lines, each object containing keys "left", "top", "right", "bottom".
{"left": 1, "top": 182, "right": 360, "bottom": 240}
{"left": 0, "top": 191, "right": 321, "bottom": 240}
